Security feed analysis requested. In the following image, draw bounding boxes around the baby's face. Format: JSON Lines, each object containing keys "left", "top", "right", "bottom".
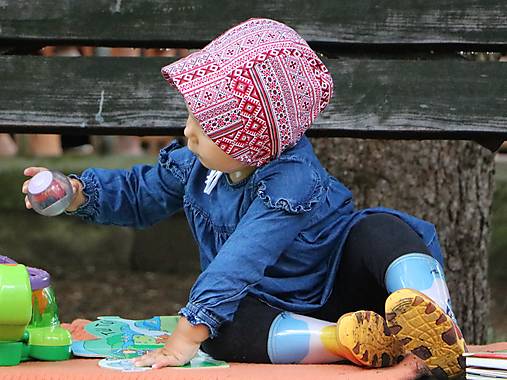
{"left": 184, "top": 111, "right": 246, "bottom": 173}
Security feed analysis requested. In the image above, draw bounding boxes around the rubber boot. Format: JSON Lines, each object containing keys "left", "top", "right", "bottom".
{"left": 384, "top": 254, "right": 466, "bottom": 378}
{"left": 385, "top": 253, "right": 457, "bottom": 323}
{"left": 385, "top": 289, "right": 466, "bottom": 378}
{"left": 267, "top": 311, "right": 403, "bottom": 367}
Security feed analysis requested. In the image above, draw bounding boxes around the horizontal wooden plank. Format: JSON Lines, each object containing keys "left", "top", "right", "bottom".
{"left": 0, "top": 56, "right": 506, "bottom": 142}
{"left": 0, "top": 0, "right": 506, "bottom": 48}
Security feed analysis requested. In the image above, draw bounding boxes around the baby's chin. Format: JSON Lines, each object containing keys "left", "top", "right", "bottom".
{"left": 194, "top": 152, "right": 247, "bottom": 173}
{"left": 196, "top": 155, "right": 218, "bottom": 171}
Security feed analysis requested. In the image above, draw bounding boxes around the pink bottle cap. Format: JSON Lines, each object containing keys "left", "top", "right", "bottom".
{"left": 27, "top": 171, "right": 54, "bottom": 195}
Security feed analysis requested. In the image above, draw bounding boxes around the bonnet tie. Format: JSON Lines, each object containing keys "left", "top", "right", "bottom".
{"left": 203, "top": 170, "right": 223, "bottom": 195}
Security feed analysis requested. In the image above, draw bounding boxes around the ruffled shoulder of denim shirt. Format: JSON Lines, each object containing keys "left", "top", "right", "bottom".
{"left": 158, "top": 139, "right": 197, "bottom": 186}
{"left": 253, "top": 155, "right": 325, "bottom": 214}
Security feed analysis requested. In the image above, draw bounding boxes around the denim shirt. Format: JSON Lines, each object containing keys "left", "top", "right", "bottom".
{"left": 73, "top": 136, "right": 444, "bottom": 337}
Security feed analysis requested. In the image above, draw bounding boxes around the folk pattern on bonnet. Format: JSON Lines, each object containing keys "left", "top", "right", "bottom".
{"left": 161, "top": 18, "right": 333, "bottom": 166}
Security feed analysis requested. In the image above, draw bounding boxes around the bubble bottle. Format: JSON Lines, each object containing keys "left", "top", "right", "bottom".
{"left": 27, "top": 170, "right": 73, "bottom": 216}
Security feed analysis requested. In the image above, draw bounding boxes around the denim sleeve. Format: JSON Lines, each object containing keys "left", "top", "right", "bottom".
{"left": 69, "top": 140, "right": 195, "bottom": 228}
{"left": 180, "top": 160, "right": 324, "bottom": 337}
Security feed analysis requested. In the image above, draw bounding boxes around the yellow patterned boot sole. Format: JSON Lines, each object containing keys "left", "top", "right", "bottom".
{"left": 385, "top": 288, "right": 466, "bottom": 378}
{"left": 334, "top": 310, "right": 404, "bottom": 368}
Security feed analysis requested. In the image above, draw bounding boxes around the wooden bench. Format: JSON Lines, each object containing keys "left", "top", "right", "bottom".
{"left": 1, "top": 0, "right": 506, "bottom": 344}
{"left": 1, "top": 1, "right": 506, "bottom": 148}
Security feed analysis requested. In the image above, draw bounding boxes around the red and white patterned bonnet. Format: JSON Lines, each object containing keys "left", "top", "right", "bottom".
{"left": 161, "top": 18, "right": 333, "bottom": 167}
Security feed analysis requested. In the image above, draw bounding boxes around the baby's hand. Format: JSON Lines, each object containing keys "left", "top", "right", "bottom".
{"left": 22, "top": 167, "right": 85, "bottom": 211}
{"left": 133, "top": 317, "right": 209, "bottom": 369}
{"left": 133, "top": 333, "right": 200, "bottom": 368}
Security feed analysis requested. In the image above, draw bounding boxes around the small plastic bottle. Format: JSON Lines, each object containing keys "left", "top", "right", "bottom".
{"left": 27, "top": 170, "right": 74, "bottom": 216}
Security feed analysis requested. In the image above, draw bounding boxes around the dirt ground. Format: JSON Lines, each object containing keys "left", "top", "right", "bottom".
{"left": 52, "top": 268, "right": 197, "bottom": 322}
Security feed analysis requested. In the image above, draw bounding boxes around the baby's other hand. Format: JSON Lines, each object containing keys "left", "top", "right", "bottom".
{"left": 133, "top": 317, "right": 208, "bottom": 369}
{"left": 133, "top": 335, "right": 200, "bottom": 368}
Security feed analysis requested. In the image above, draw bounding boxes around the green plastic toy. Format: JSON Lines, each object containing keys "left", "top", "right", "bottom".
{"left": 0, "top": 257, "right": 72, "bottom": 366}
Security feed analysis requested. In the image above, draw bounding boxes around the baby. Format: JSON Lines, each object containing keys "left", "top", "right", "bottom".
{"left": 22, "top": 18, "right": 465, "bottom": 378}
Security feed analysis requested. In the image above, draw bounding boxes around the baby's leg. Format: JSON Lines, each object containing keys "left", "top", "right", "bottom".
{"left": 325, "top": 213, "right": 465, "bottom": 378}
{"left": 327, "top": 213, "right": 456, "bottom": 321}
{"left": 310, "top": 213, "right": 433, "bottom": 319}
{"left": 201, "top": 296, "right": 402, "bottom": 367}
{"left": 200, "top": 296, "right": 279, "bottom": 363}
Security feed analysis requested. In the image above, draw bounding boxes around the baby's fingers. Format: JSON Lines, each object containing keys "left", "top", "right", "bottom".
{"left": 23, "top": 166, "right": 48, "bottom": 177}
{"left": 22, "top": 179, "right": 33, "bottom": 209}
{"left": 133, "top": 350, "right": 183, "bottom": 368}
{"left": 133, "top": 352, "right": 158, "bottom": 368}
{"left": 151, "top": 355, "right": 183, "bottom": 369}
{"left": 21, "top": 179, "right": 30, "bottom": 194}
{"left": 24, "top": 195, "right": 32, "bottom": 209}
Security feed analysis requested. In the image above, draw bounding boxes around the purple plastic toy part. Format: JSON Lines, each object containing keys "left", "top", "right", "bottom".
{"left": 0, "top": 255, "right": 51, "bottom": 290}
{"left": 0, "top": 255, "right": 16, "bottom": 264}
{"left": 28, "top": 267, "right": 51, "bottom": 290}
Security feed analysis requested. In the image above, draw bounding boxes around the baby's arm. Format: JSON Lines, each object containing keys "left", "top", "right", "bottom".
{"left": 21, "top": 142, "right": 193, "bottom": 227}
{"left": 69, "top": 164, "right": 184, "bottom": 227}
{"left": 133, "top": 197, "right": 312, "bottom": 368}
{"left": 182, "top": 197, "right": 313, "bottom": 330}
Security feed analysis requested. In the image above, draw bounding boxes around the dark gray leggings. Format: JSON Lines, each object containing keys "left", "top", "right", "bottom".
{"left": 201, "top": 213, "right": 432, "bottom": 362}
